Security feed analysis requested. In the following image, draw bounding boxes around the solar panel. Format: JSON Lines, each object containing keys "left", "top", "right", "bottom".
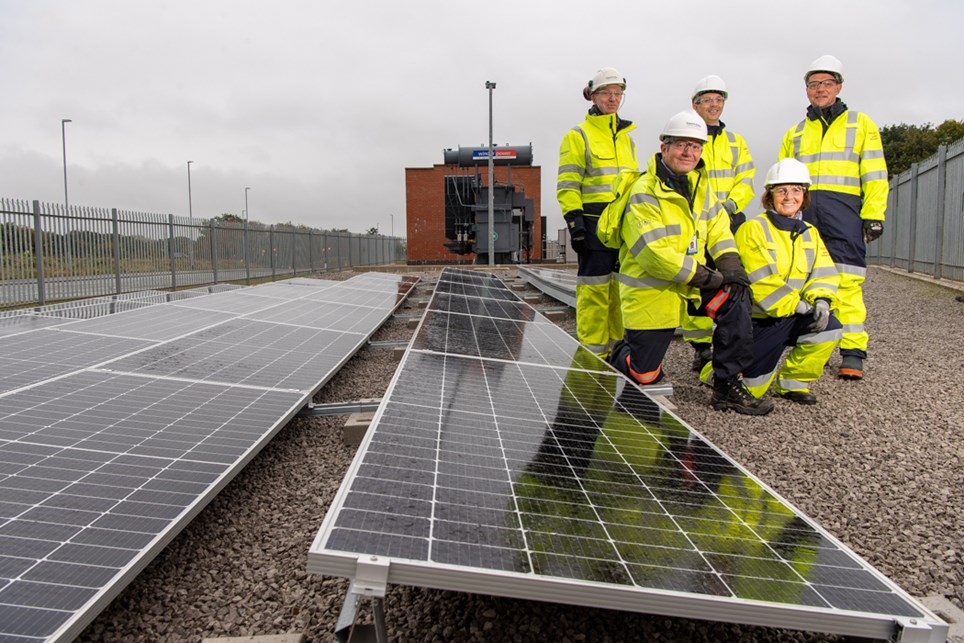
{"left": 0, "top": 273, "right": 419, "bottom": 643}
{"left": 308, "top": 267, "right": 947, "bottom": 642}
{"left": 517, "top": 265, "right": 576, "bottom": 308}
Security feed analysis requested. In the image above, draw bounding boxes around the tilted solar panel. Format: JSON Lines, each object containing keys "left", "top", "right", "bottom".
{"left": 0, "top": 273, "right": 419, "bottom": 642}
{"left": 308, "top": 267, "right": 947, "bottom": 642}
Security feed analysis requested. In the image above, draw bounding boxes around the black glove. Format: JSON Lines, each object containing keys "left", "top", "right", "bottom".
{"left": 863, "top": 220, "right": 884, "bottom": 243}
{"left": 689, "top": 265, "right": 723, "bottom": 290}
{"left": 570, "top": 234, "right": 587, "bottom": 255}
{"left": 807, "top": 298, "right": 831, "bottom": 333}
{"left": 714, "top": 252, "right": 750, "bottom": 296}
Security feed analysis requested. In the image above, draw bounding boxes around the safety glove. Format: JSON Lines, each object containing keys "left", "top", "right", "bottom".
{"left": 714, "top": 252, "right": 750, "bottom": 298}
{"left": 564, "top": 210, "right": 588, "bottom": 255}
{"left": 808, "top": 298, "right": 831, "bottom": 333}
{"left": 689, "top": 265, "right": 723, "bottom": 290}
{"left": 863, "top": 220, "right": 884, "bottom": 243}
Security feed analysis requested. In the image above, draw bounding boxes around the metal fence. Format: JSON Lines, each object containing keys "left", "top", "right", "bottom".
{"left": 0, "top": 199, "right": 405, "bottom": 309}
{"left": 869, "top": 137, "right": 964, "bottom": 283}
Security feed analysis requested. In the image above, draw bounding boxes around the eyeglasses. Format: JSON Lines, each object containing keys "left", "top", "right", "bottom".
{"left": 595, "top": 90, "right": 625, "bottom": 99}
{"left": 697, "top": 96, "right": 724, "bottom": 105}
{"left": 806, "top": 78, "right": 839, "bottom": 90}
{"left": 770, "top": 186, "right": 806, "bottom": 197}
{"left": 667, "top": 140, "right": 703, "bottom": 153}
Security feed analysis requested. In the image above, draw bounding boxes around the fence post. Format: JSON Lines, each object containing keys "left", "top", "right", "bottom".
{"left": 290, "top": 228, "right": 296, "bottom": 275}
{"left": 308, "top": 230, "right": 313, "bottom": 273}
{"left": 210, "top": 220, "right": 219, "bottom": 284}
{"left": 244, "top": 220, "right": 251, "bottom": 285}
{"left": 908, "top": 164, "right": 919, "bottom": 274}
{"left": 934, "top": 145, "right": 948, "bottom": 279}
{"left": 112, "top": 208, "right": 122, "bottom": 295}
{"left": 32, "top": 200, "right": 45, "bottom": 306}
{"left": 168, "top": 214, "right": 177, "bottom": 290}
{"left": 269, "top": 225, "right": 276, "bottom": 281}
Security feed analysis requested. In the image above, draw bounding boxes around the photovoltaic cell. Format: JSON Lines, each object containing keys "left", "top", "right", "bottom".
{"left": 308, "top": 268, "right": 946, "bottom": 642}
{"left": 0, "top": 273, "right": 419, "bottom": 643}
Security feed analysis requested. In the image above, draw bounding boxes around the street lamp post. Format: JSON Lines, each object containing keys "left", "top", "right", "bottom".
{"left": 61, "top": 119, "right": 72, "bottom": 210}
{"left": 243, "top": 187, "right": 251, "bottom": 283}
{"left": 390, "top": 213, "right": 394, "bottom": 238}
{"left": 485, "top": 81, "right": 496, "bottom": 266}
{"left": 187, "top": 161, "right": 195, "bottom": 269}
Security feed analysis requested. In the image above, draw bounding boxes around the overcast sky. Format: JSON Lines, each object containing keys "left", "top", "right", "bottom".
{"left": 2, "top": 0, "right": 962, "bottom": 237}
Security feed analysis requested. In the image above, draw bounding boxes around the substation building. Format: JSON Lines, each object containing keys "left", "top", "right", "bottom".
{"left": 405, "top": 144, "right": 547, "bottom": 265}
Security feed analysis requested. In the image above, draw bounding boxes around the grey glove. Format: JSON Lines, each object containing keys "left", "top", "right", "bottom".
{"left": 863, "top": 220, "right": 884, "bottom": 243}
{"left": 808, "top": 299, "right": 831, "bottom": 333}
{"left": 722, "top": 199, "right": 737, "bottom": 215}
{"left": 794, "top": 299, "right": 814, "bottom": 315}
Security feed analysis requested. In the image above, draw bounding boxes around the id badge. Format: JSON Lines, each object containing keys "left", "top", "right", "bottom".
{"left": 687, "top": 234, "right": 699, "bottom": 255}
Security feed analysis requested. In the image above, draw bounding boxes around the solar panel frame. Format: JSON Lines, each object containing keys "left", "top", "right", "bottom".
{"left": 308, "top": 268, "right": 947, "bottom": 643}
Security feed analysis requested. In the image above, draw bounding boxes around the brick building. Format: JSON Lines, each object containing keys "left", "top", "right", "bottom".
{"left": 405, "top": 153, "right": 542, "bottom": 265}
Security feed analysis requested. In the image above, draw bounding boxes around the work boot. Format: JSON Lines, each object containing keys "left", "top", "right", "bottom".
{"left": 691, "top": 344, "right": 713, "bottom": 372}
{"left": 711, "top": 377, "right": 774, "bottom": 416}
{"left": 779, "top": 390, "right": 817, "bottom": 405}
{"left": 838, "top": 355, "right": 864, "bottom": 380}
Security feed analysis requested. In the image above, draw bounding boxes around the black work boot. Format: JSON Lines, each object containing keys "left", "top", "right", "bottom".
{"left": 690, "top": 344, "right": 713, "bottom": 372}
{"left": 711, "top": 377, "right": 774, "bottom": 416}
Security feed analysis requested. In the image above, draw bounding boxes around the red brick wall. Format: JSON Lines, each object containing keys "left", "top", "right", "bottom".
{"left": 405, "top": 163, "right": 542, "bottom": 264}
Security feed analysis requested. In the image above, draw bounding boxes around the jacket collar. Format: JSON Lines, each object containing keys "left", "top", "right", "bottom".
{"left": 806, "top": 98, "right": 848, "bottom": 124}
{"left": 586, "top": 107, "right": 634, "bottom": 133}
{"left": 766, "top": 209, "right": 809, "bottom": 236}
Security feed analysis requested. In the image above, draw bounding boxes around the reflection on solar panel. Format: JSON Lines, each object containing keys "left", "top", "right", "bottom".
{"left": 308, "top": 267, "right": 947, "bottom": 642}
{"left": 0, "top": 273, "right": 418, "bottom": 643}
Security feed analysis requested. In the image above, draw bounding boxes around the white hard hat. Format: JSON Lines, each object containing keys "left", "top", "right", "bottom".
{"left": 659, "top": 110, "right": 708, "bottom": 143}
{"left": 692, "top": 74, "right": 728, "bottom": 102}
{"left": 765, "top": 158, "right": 812, "bottom": 187}
{"left": 589, "top": 67, "right": 626, "bottom": 93}
{"left": 805, "top": 54, "right": 844, "bottom": 83}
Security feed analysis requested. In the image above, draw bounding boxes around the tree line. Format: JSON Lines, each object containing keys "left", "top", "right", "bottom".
{"left": 880, "top": 119, "right": 964, "bottom": 176}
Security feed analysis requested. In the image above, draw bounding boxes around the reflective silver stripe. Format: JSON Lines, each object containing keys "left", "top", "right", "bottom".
{"left": 798, "top": 327, "right": 843, "bottom": 344}
{"left": 786, "top": 277, "right": 806, "bottom": 290}
{"left": 703, "top": 200, "right": 724, "bottom": 223}
{"left": 748, "top": 263, "right": 776, "bottom": 282}
{"left": 809, "top": 265, "right": 838, "bottom": 279}
{"left": 557, "top": 180, "right": 582, "bottom": 191}
{"left": 735, "top": 162, "right": 754, "bottom": 173}
{"left": 577, "top": 274, "right": 613, "bottom": 286}
{"left": 744, "top": 371, "right": 775, "bottom": 389}
{"left": 558, "top": 164, "right": 582, "bottom": 175}
{"left": 676, "top": 256, "right": 696, "bottom": 283}
{"left": 777, "top": 378, "right": 809, "bottom": 392}
{"left": 584, "top": 343, "right": 610, "bottom": 355}
{"left": 616, "top": 272, "right": 668, "bottom": 288}
{"left": 835, "top": 263, "right": 867, "bottom": 277}
{"left": 841, "top": 323, "right": 865, "bottom": 334}
{"left": 583, "top": 184, "right": 614, "bottom": 194}
{"left": 804, "top": 247, "right": 815, "bottom": 269}
{"left": 863, "top": 149, "right": 885, "bottom": 159}
{"left": 714, "top": 191, "right": 729, "bottom": 201}
{"left": 792, "top": 119, "right": 806, "bottom": 157}
{"left": 642, "top": 224, "right": 680, "bottom": 245}
{"left": 576, "top": 127, "right": 593, "bottom": 170}
{"left": 587, "top": 166, "right": 619, "bottom": 177}
{"left": 630, "top": 193, "right": 659, "bottom": 207}
{"left": 844, "top": 111, "right": 858, "bottom": 154}
{"left": 708, "top": 169, "right": 735, "bottom": 179}
{"left": 758, "top": 285, "right": 796, "bottom": 309}
{"left": 707, "top": 238, "right": 736, "bottom": 254}
{"left": 727, "top": 130, "right": 739, "bottom": 169}
{"left": 811, "top": 175, "right": 861, "bottom": 188}
{"left": 862, "top": 170, "right": 888, "bottom": 181}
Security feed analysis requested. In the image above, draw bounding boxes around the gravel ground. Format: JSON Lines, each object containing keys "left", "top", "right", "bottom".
{"left": 76, "top": 266, "right": 963, "bottom": 643}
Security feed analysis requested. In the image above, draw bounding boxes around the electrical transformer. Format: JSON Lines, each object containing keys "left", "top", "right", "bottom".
{"left": 441, "top": 145, "right": 535, "bottom": 264}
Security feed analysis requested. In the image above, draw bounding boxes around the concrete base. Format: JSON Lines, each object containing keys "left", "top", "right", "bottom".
{"left": 541, "top": 309, "right": 567, "bottom": 322}
{"left": 202, "top": 635, "right": 305, "bottom": 643}
{"left": 392, "top": 346, "right": 406, "bottom": 362}
{"left": 343, "top": 412, "right": 374, "bottom": 446}
{"left": 406, "top": 318, "right": 420, "bottom": 330}
{"left": 920, "top": 595, "right": 964, "bottom": 642}
{"left": 523, "top": 295, "right": 542, "bottom": 304}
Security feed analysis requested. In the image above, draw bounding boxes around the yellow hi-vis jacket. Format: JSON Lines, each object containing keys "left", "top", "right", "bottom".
{"left": 778, "top": 107, "right": 888, "bottom": 221}
{"left": 616, "top": 154, "right": 738, "bottom": 330}
{"left": 735, "top": 212, "right": 840, "bottom": 319}
{"left": 703, "top": 125, "right": 755, "bottom": 214}
{"left": 557, "top": 112, "right": 638, "bottom": 218}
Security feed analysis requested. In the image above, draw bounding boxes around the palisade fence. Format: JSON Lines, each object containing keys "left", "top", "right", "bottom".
{"left": 868, "top": 137, "right": 964, "bottom": 283}
{"left": 0, "top": 199, "right": 405, "bottom": 310}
